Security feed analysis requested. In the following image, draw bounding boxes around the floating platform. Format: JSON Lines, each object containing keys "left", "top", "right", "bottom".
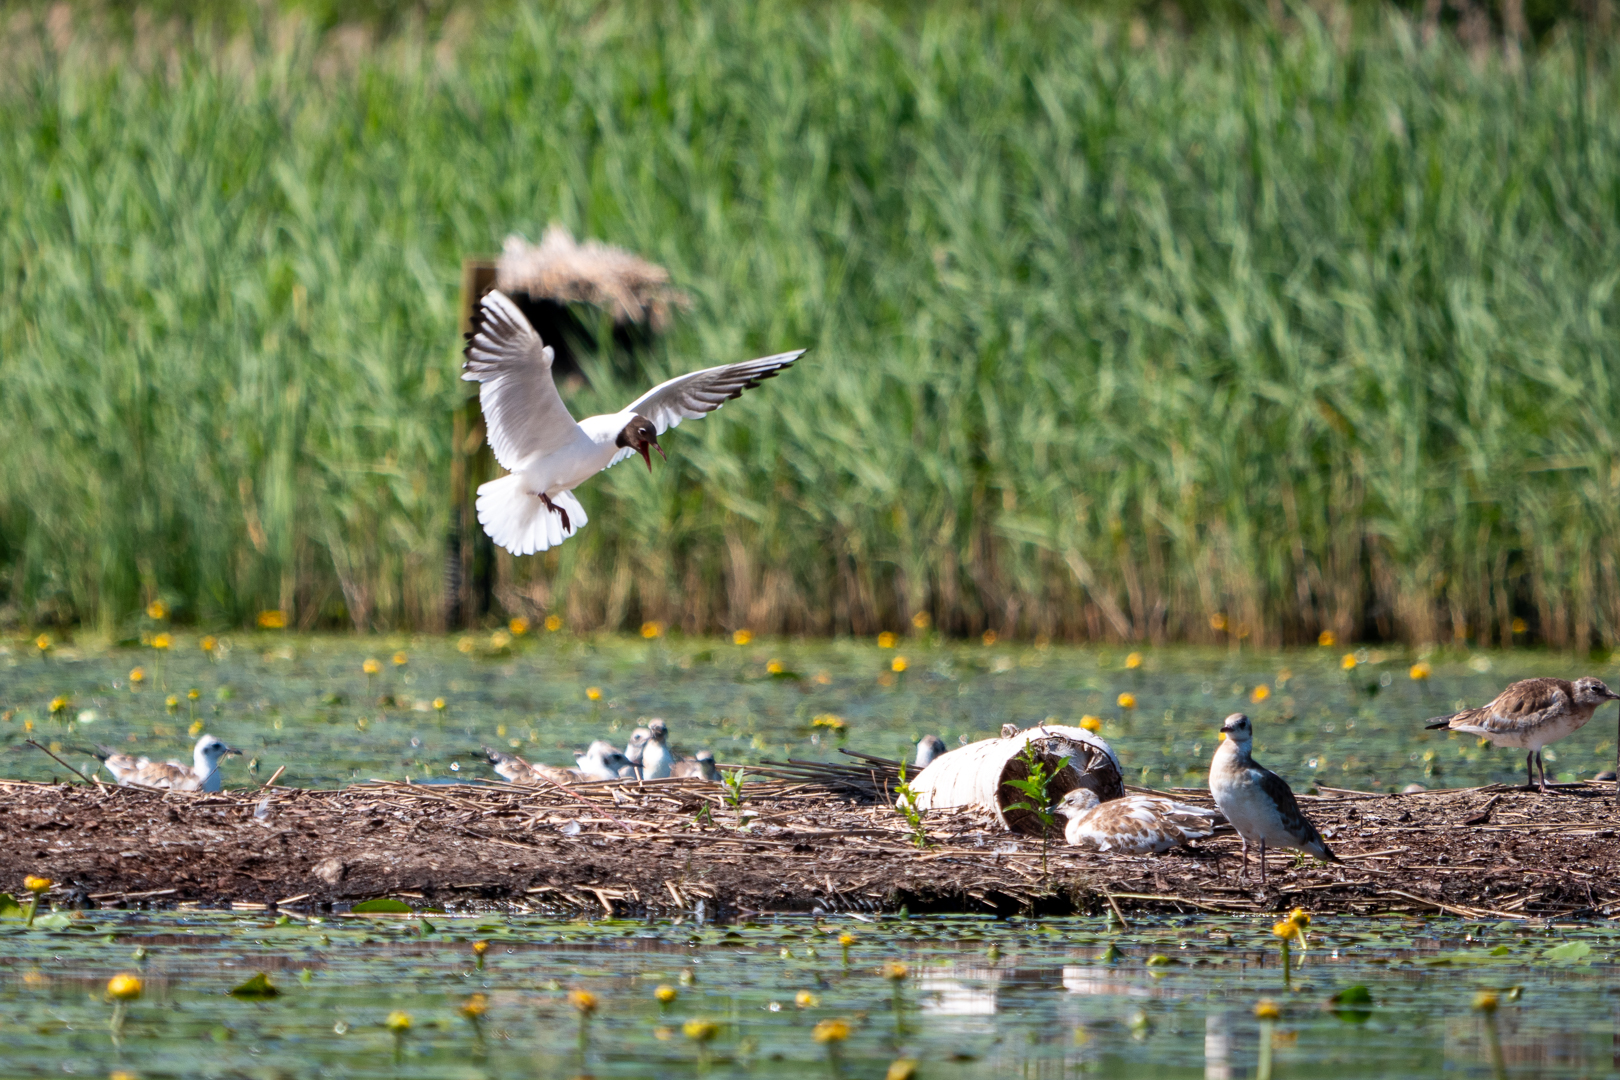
{"left": 2, "top": 776, "right": 1616, "bottom": 921}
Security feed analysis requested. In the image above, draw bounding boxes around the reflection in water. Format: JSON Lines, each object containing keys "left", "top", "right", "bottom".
{"left": 1061, "top": 966, "right": 1157, "bottom": 998}
{"left": 1205, "top": 1011, "right": 1232, "bottom": 1080}
{"left": 916, "top": 960, "right": 1000, "bottom": 1017}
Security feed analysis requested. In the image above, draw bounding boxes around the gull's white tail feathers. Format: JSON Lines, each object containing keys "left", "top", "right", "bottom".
{"left": 475, "top": 475, "right": 587, "bottom": 555}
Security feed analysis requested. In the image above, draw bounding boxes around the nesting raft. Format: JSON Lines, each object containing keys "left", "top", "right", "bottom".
{"left": 2, "top": 777, "right": 1617, "bottom": 920}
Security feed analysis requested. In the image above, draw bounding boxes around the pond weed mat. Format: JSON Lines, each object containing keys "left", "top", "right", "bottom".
{"left": 2, "top": 777, "right": 1617, "bottom": 920}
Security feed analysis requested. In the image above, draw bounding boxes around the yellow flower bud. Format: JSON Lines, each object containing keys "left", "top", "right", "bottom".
{"left": 683, "top": 1019, "right": 719, "bottom": 1042}
{"left": 1254, "top": 998, "right": 1280, "bottom": 1020}
{"left": 567, "top": 989, "right": 598, "bottom": 1014}
{"left": 460, "top": 993, "right": 488, "bottom": 1019}
{"left": 1117, "top": 692, "right": 1137, "bottom": 709}
{"left": 385, "top": 1010, "right": 411, "bottom": 1031}
{"left": 654, "top": 985, "right": 678, "bottom": 1004}
{"left": 795, "top": 989, "right": 820, "bottom": 1008}
{"left": 880, "top": 960, "right": 908, "bottom": 981}
{"left": 107, "top": 973, "right": 143, "bottom": 1001}
{"left": 24, "top": 876, "right": 52, "bottom": 893}
{"left": 813, "top": 1018, "right": 851, "bottom": 1043}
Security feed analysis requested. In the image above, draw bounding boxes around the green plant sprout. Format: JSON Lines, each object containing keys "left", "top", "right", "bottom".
{"left": 1002, "top": 743, "right": 1071, "bottom": 877}
{"left": 893, "top": 764, "right": 930, "bottom": 848}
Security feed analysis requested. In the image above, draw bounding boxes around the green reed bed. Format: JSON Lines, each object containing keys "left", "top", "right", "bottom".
{"left": 1, "top": 3, "right": 1618, "bottom": 645}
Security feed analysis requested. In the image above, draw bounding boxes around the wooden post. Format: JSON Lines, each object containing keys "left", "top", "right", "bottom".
{"left": 447, "top": 258, "right": 499, "bottom": 630}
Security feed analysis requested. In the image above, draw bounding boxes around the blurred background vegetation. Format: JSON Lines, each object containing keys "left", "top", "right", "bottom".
{"left": 1, "top": 0, "right": 1618, "bottom": 647}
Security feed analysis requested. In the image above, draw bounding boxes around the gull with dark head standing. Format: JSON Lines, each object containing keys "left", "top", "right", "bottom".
{"left": 1424, "top": 676, "right": 1619, "bottom": 793}
{"left": 1208, "top": 713, "right": 1338, "bottom": 883}
{"left": 94, "top": 734, "right": 242, "bottom": 792}
{"left": 462, "top": 290, "right": 805, "bottom": 555}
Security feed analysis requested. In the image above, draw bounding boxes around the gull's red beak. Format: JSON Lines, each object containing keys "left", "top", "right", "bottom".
{"left": 652, "top": 438, "right": 666, "bottom": 461}
{"left": 636, "top": 444, "right": 652, "bottom": 471}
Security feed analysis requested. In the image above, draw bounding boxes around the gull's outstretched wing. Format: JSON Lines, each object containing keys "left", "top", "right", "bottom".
{"left": 461, "top": 290, "right": 582, "bottom": 471}
{"left": 620, "top": 349, "right": 806, "bottom": 436}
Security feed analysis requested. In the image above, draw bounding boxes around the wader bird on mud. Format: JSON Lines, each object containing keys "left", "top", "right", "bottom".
{"left": 1424, "top": 676, "right": 1620, "bottom": 794}
{"left": 462, "top": 290, "right": 804, "bottom": 555}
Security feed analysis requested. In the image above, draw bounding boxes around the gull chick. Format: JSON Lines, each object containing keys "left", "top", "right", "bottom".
{"left": 482, "top": 740, "right": 629, "bottom": 785}
{"left": 482, "top": 746, "right": 578, "bottom": 786}
{"left": 672, "top": 749, "right": 720, "bottom": 781}
{"left": 640, "top": 719, "right": 675, "bottom": 780}
{"left": 1208, "top": 713, "right": 1337, "bottom": 883}
{"left": 95, "top": 734, "right": 241, "bottom": 792}
{"left": 462, "top": 290, "right": 804, "bottom": 554}
{"left": 575, "top": 740, "right": 634, "bottom": 781}
{"left": 913, "top": 734, "right": 947, "bottom": 769}
{"left": 1055, "top": 788, "right": 1217, "bottom": 854}
{"left": 1424, "top": 676, "right": 1619, "bottom": 793}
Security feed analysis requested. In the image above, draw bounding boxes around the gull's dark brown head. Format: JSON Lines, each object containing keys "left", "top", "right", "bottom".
{"left": 615, "top": 414, "right": 665, "bottom": 471}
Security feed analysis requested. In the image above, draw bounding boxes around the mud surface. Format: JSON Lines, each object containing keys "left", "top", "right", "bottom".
{"left": 3, "top": 776, "right": 1617, "bottom": 920}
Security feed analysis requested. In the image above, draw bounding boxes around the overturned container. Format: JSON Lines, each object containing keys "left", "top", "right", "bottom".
{"left": 908, "top": 725, "right": 1124, "bottom": 837}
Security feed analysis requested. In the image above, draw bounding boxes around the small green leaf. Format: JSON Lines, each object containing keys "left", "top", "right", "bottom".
{"left": 33, "top": 912, "right": 73, "bottom": 931}
{"left": 1331, "top": 984, "right": 1374, "bottom": 1023}
{"left": 1146, "top": 954, "right": 1172, "bottom": 966}
{"left": 1488, "top": 945, "right": 1511, "bottom": 956}
{"left": 0, "top": 893, "right": 23, "bottom": 918}
{"left": 351, "top": 898, "right": 412, "bottom": 914}
{"left": 1544, "top": 940, "right": 1591, "bottom": 963}
{"left": 229, "top": 973, "right": 280, "bottom": 999}
{"left": 1331, "top": 985, "right": 1372, "bottom": 1006}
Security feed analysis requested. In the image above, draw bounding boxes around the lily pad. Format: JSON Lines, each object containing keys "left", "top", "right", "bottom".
{"left": 1331, "top": 984, "right": 1374, "bottom": 1023}
{"left": 350, "top": 898, "right": 413, "bottom": 914}
{"left": 1544, "top": 940, "right": 1591, "bottom": 963}
{"left": 228, "top": 973, "right": 280, "bottom": 999}
{"left": 0, "top": 894, "right": 23, "bottom": 919}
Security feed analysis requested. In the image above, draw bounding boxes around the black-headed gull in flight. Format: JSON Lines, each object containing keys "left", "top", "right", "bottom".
{"left": 461, "top": 290, "right": 805, "bottom": 555}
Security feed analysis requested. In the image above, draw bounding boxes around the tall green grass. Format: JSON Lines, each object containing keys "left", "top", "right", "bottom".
{"left": 2, "top": 2, "right": 1618, "bottom": 645}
